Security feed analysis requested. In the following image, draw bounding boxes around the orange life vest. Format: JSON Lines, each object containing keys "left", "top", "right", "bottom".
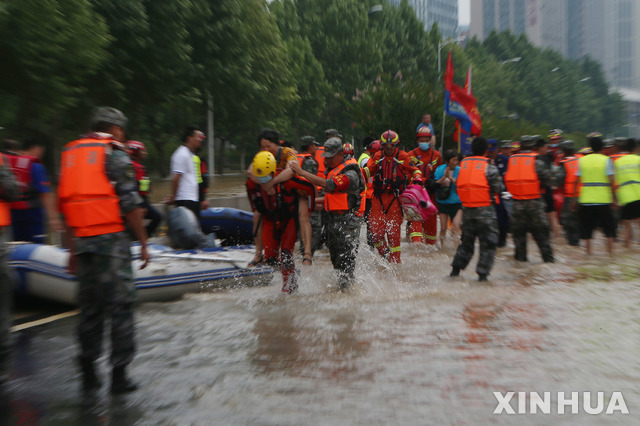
{"left": 58, "top": 138, "right": 125, "bottom": 237}
{"left": 504, "top": 152, "right": 541, "bottom": 200}
{"left": 560, "top": 156, "right": 580, "bottom": 197}
{"left": 457, "top": 156, "right": 492, "bottom": 207}
{"left": 324, "top": 159, "right": 364, "bottom": 214}
{"left": 315, "top": 146, "right": 326, "bottom": 177}
{"left": 297, "top": 152, "right": 312, "bottom": 167}
{"left": 0, "top": 154, "right": 11, "bottom": 226}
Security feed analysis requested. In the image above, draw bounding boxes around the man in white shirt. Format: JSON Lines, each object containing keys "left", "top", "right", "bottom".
{"left": 168, "top": 126, "right": 205, "bottom": 218}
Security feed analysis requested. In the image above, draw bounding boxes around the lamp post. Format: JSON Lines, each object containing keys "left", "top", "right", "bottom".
{"left": 207, "top": 93, "right": 215, "bottom": 187}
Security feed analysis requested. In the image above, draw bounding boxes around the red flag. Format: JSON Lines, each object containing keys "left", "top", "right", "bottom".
{"left": 443, "top": 50, "right": 453, "bottom": 91}
{"left": 464, "top": 65, "right": 482, "bottom": 135}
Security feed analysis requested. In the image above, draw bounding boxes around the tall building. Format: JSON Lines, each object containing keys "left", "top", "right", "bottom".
{"left": 387, "top": 0, "right": 459, "bottom": 39}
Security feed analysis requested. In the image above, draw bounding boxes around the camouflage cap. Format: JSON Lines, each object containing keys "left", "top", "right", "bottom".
{"left": 322, "top": 137, "right": 343, "bottom": 157}
{"left": 500, "top": 140, "right": 513, "bottom": 148}
{"left": 300, "top": 135, "right": 320, "bottom": 147}
{"left": 520, "top": 135, "right": 536, "bottom": 148}
{"left": 91, "top": 106, "right": 127, "bottom": 128}
{"left": 560, "top": 140, "right": 574, "bottom": 151}
{"left": 324, "top": 128, "right": 343, "bottom": 139}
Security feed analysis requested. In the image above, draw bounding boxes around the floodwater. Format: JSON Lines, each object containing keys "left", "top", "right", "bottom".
{"left": 3, "top": 231, "right": 640, "bottom": 425}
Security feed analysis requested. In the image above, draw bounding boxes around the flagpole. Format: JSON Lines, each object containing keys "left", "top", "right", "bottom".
{"left": 440, "top": 110, "right": 446, "bottom": 153}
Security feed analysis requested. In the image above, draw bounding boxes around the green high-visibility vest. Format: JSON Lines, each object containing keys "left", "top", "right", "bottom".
{"left": 614, "top": 153, "right": 640, "bottom": 206}
{"left": 578, "top": 153, "right": 612, "bottom": 204}
{"left": 193, "top": 155, "right": 203, "bottom": 184}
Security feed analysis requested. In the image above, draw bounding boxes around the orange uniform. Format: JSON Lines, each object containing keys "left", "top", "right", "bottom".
{"left": 407, "top": 147, "right": 443, "bottom": 244}
{"left": 364, "top": 148, "right": 421, "bottom": 263}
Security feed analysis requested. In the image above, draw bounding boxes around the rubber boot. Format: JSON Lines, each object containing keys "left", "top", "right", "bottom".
{"left": 450, "top": 266, "right": 461, "bottom": 277}
{"left": 79, "top": 358, "right": 101, "bottom": 392}
{"left": 111, "top": 366, "right": 138, "bottom": 394}
{"left": 478, "top": 274, "right": 488, "bottom": 282}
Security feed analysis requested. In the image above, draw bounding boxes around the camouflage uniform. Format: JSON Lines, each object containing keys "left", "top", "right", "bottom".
{"left": 324, "top": 167, "right": 363, "bottom": 290}
{"left": 556, "top": 164, "right": 580, "bottom": 245}
{"left": 510, "top": 155, "right": 554, "bottom": 262}
{"left": 0, "top": 157, "right": 18, "bottom": 381}
{"left": 451, "top": 163, "right": 501, "bottom": 276}
{"left": 69, "top": 137, "right": 143, "bottom": 369}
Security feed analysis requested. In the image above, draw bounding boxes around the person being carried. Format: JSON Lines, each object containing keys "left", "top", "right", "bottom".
{"left": 247, "top": 150, "right": 314, "bottom": 294}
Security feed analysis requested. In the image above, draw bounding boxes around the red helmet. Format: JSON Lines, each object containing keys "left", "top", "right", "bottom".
{"left": 368, "top": 140, "right": 381, "bottom": 153}
{"left": 342, "top": 142, "right": 354, "bottom": 155}
{"left": 381, "top": 130, "right": 399, "bottom": 145}
{"left": 416, "top": 126, "right": 432, "bottom": 139}
{"left": 126, "top": 140, "right": 146, "bottom": 152}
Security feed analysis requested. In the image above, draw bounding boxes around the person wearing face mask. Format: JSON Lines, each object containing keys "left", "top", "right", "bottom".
{"left": 363, "top": 130, "right": 422, "bottom": 263}
{"left": 246, "top": 150, "right": 315, "bottom": 294}
{"left": 407, "top": 126, "right": 442, "bottom": 245}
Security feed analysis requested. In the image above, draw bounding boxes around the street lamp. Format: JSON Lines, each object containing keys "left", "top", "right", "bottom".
{"left": 579, "top": 77, "right": 591, "bottom": 82}
{"left": 437, "top": 36, "right": 465, "bottom": 74}
{"left": 498, "top": 56, "right": 522, "bottom": 65}
{"left": 551, "top": 67, "right": 560, "bottom": 72}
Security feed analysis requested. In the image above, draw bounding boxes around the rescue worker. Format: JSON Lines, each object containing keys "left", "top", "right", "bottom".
{"left": 572, "top": 135, "right": 617, "bottom": 255}
{"left": 290, "top": 138, "right": 365, "bottom": 290}
{"left": 58, "top": 107, "right": 150, "bottom": 394}
{"left": 246, "top": 151, "right": 315, "bottom": 293}
{"left": 126, "top": 140, "right": 162, "bottom": 237}
{"left": 4, "top": 138, "right": 62, "bottom": 243}
{"left": 342, "top": 142, "right": 355, "bottom": 161}
{"left": 613, "top": 138, "right": 640, "bottom": 248}
{"left": 363, "top": 130, "right": 422, "bottom": 263}
{"left": 450, "top": 137, "right": 501, "bottom": 281}
{"left": 0, "top": 152, "right": 18, "bottom": 385}
{"left": 358, "top": 138, "right": 380, "bottom": 249}
{"left": 504, "top": 135, "right": 554, "bottom": 263}
{"left": 297, "top": 136, "right": 320, "bottom": 259}
{"left": 535, "top": 136, "right": 560, "bottom": 238}
{"left": 495, "top": 140, "right": 512, "bottom": 246}
{"left": 408, "top": 126, "right": 442, "bottom": 245}
{"left": 557, "top": 141, "right": 580, "bottom": 246}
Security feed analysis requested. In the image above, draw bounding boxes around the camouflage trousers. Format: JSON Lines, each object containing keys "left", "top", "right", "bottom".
{"left": 326, "top": 211, "right": 361, "bottom": 290}
{"left": 452, "top": 206, "right": 498, "bottom": 276}
{"left": 0, "top": 230, "right": 11, "bottom": 380}
{"left": 560, "top": 196, "right": 580, "bottom": 246}
{"left": 76, "top": 238, "right": 136, "bottom": 368}
{"left": 511, "top": 198, "right": 554, "bottom": 262}
{"left": 310, "top": 211, "right": 326, "bottom": 253}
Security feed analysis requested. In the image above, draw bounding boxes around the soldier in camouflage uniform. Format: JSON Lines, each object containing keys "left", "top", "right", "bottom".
{"left": 557, "top": 141, "right": 580, "bottom": 246}
{"left": 0, "top": 153, "right": 18, "bottom": 384}
{"left": 290, "top": 138, "right": 364, "bottom": 290}
{"left": 58, "top": 107, "right": 149, "bottom": 394}
{"left": 450, "top": 138, "right": 501, "bottom": 281}
{"left": 504, "top": 136, "right": 554, "bottom": 262}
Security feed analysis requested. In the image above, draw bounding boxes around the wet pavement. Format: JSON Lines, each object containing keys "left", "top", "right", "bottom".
{"left": 2, "top": 235, "right": 640, "bottom": 425}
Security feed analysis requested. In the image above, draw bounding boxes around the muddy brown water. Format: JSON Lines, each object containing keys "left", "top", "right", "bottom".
{"left": 4, "top": 191, "right": 640, "bottom": 424}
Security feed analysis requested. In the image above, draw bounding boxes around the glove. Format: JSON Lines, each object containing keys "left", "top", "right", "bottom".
{"left": 501, "top": 191, "right": 513, "bottom": 200}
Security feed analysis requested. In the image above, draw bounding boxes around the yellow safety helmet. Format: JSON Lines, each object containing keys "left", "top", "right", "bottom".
{"left": 252, "top": 151, "right": 276, "bottom": 181}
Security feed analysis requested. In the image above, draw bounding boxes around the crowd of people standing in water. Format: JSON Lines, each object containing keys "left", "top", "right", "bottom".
{"left": 246, "top": 120, "right": 640, "bottom": 292}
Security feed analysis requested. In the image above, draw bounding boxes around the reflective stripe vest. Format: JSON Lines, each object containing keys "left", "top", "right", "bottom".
{"left": 297, "top": 152, "right": 312, "bottom": 167}
{"left": 358, "top": 152, "right": 374, "bottom": 199}
{"left": 578, "top": 153, "right": 612, "bottom": 204}
{"left": 132, "top": 160, "right": 150, "bottom": 196}
{"left": 0, "top": 154, "right": 11, "bottom": 226}
{"left": 457, "top": 156, "right": 492, "bottom": 207}
{"left": 193, "top": 155, "right": 203, "bottom": 184}
{"left": 560, "top": 157, "right": 580, "bottom": 197}
{"left": 6, "top": 154, "right": 39, "bottom": 209}
{"left": 58, "top": 138, "right": 125, "bottom": 237}
{"left": 324, "top": 159, "right": 364, "bottom": 213}
{"left": 614, "top": 153, "right": 640, "bottom": 206}
{"left": 504, "top": 153, "right": 541, "bottom": 200}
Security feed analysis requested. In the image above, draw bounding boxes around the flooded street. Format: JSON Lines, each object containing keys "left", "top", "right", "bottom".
{"left": 3, "top": 233, "right": 640, "bottom": 425}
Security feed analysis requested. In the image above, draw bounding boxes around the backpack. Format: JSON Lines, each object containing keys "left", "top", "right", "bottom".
{"left": 399, "top": 184, "right": 437, "bottom": 221}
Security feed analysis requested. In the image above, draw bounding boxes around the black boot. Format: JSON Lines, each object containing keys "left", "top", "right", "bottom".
{"left": 79, "top": 358, "right": 101, "bottom": 392}
{"left": 111, "top": 366, "right": 138, "bottom": 394}
{"left": 478, "top": 274, "right": 488, "bottom": 282}
{"left": 450, "top": 266, "right": 461, "bottom": 277}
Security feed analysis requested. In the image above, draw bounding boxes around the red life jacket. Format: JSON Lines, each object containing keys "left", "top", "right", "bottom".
{"left": 0, "top": 154, "right": 11, "bottom": 226}
{"left": 246, "top": 174, "right": 315, "bottom": 223}
{"left": 6, "top": 154, "right": 39, "bottom": 209}
{"left": 373, "top": 150, "right": 408, "bottom": 195}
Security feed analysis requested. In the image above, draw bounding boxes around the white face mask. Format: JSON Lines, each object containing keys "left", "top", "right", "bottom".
{"left": 257, "top": 175, "right": 273, "bottom": 184}
{"left": 419, "top": 142, "right": 430, "bottom": 151}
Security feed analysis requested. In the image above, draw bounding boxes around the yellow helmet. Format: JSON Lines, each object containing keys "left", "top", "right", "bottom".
{"left": 252, "top": 151, "right": 276, "bottom": 181}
